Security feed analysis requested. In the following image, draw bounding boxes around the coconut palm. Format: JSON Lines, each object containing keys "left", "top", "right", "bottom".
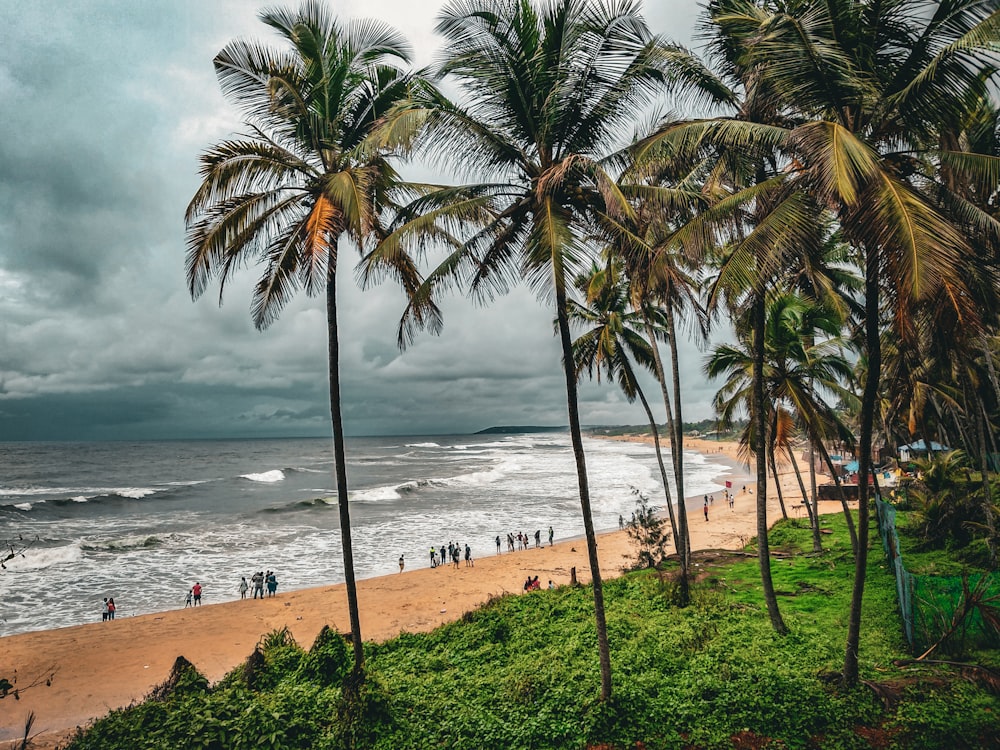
{"left": 567, "top": 261, "right": 682, "bottom": 558}
{"left": 368, "top": 0, "right": 673, "bottom": 700}
{"left": 706, "top": 293, "right": 856, "bottom": 551}
{"left": 725, "top": 0, "right": 1000, "bottom": 685}
{"left": 184, "top": 1, "right": 422, "bottom": 674}
{"left": 652, "top": 0, "right": 1000, "bottom": 684}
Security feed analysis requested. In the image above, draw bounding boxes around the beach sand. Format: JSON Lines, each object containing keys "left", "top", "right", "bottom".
{"left": 0, "top": 437, "right": 845, "bottom": 749}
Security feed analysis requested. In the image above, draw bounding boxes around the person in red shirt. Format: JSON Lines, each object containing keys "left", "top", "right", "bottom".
{"left": 192, "top": 582, "right": 202, "bottom": 605}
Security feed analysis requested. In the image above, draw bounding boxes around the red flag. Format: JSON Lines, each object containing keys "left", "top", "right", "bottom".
{"left": 725, "top": 480, "right": 732, "bottom": 488}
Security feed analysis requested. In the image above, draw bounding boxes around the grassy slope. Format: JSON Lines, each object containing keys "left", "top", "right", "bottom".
{"left": 67, "top": 515, "right": 1000, "bottom": 750}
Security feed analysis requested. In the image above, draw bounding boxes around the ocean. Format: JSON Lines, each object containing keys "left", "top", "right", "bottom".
{"left": 0, "top": 433, "right": 734, "bottom": 636}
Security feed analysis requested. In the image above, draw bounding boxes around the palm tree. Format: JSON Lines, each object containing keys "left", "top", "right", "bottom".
{"left": 568, "top": 261, "right": 682, "bottom": 556}
{"left": 596, "top": 157, "right": 710, "bottom": 605}
{"left": 652, "top": 0, "right": 1000, "bottom": 684}
{"left": 184, "top": 1, "right": 421, "bottom": 674}
{"left": 723, "top": 0, "right": 1000, "bottom": 686}
{"left": 706, "top": 294, "right": 856, "bottom": 551}
{"left": 370, "top": 0, "right": 672, "bottom": 700}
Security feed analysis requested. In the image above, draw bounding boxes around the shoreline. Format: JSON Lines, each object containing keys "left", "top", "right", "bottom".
{"left": 0, "top": 437, "right": 823, "bottom": 748}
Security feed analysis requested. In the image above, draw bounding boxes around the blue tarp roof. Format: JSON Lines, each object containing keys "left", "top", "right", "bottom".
{"left": 900, "top": 440, "right": 949, "bottom": 452}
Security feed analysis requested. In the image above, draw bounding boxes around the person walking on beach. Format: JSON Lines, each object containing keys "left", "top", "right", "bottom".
{"left": 252, "top": 571, "right": 264, "bottom": 599}
{"left": 452, "top": 545, "right": 460, "bottom": 569}
{"left": 704, "top": 500, "right": 709, "bottom": 522}
{"left": 184, "top": 589, "right": 194, "bottom": 608}
{"left": 239, "top": 577, "right": 248, "bottom": 599}
{"left": 266, "top": 572, "right": 278, "bottom": 597}
{"left": 534, "top": 529, "right": 541, "bottom": 548}
{"left": 430, "top": 547, "right": 437, "bottom": 568}
{"left": 548, "top": 526, "right": 554, "bottom": 547}
{"left": 619, "top": 514, "right": 624, "bottom": 530}
{"left": 495, "top": 535, "right": 501, "bottom": 555}
{"left": 192, "top": 582, "right": 202, "bottom": 605}
{"left": 398, "top": 554, "right": 405, "bottom": 573}
{"left": 464, "top": 544, "right": 473, "bottom": 567}
{"left": 102, "top": 598, "right": 109, "bottom": 622}
{"left": 107, "top": 597, "right": 116, "bottom": 620}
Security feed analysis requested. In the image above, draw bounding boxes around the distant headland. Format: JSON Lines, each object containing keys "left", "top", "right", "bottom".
{"left": 474, "top": 425, "right": 567, "bottom": 434}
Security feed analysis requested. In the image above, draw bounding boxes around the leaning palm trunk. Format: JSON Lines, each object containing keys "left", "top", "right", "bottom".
{"left": 787, "top": 444, "right": 821, "bottom": 551}
{"left": 666, "top": 305, "right": 692, "bottom": 582}
{"left": 753, "top": 292, "right": 787, "bottom": 634}
{"left": 843, "top": 247, "right": 879, "bottom": 686}
{"left": 765, "top": 415, "right": 789, "bottom": 521}
{"left": 813, "top": 436, "right": 859, "bottom": 554}
{"left": 636, "top": 389, "right": 681, "bottom": 550}
{"left": 326, "top": 268, "right": 365, "bottom": 672}
{"left": 768, "top": 443, "right": 789, "bottom": 520}
{"left": 641, "top": 311, "right": 690, "bottom": 605}
{"left": 555, "top": 276, "right": 612, "bottom": 700}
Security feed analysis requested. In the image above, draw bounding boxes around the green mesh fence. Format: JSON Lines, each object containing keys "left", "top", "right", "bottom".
{"left": 875, "top": 498, "right": 1000, "bottom": 654}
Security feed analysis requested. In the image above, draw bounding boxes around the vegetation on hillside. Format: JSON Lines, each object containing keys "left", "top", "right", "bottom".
{"left": 66, "top": 515, "right": 1000, "bottom": 750}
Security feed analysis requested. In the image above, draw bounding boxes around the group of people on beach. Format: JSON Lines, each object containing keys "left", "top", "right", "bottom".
{"left": 425, "top": 541, "right": 474, "bottom": 570}
{"left": 496, "top": 526, "right": 553, "bottom": 554}
{"left": 101, "top": 597, "right": 117, "bottom": 621}
{"left": 238, "top": 570, "right": 278, "bottom": 599}
{"left": 522, "top": 575, "right": 554, "bottom": 592}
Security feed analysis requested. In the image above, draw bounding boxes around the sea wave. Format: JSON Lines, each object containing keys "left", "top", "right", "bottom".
{"left": 81, "top": 535, "right": 163, "bottom": 552}
{"left": 404, "top": 442, "right": 441, "bottom": 449}
{"left": 2, "top": 543, "right": 83, "bottom": 570}
{"left": 241, "top": 470, "right": 285, "bottom": 483}
{"left": 114, "top": 487, "right": 158, "bottom": 499}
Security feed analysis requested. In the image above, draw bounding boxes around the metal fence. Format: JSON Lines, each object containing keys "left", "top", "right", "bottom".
{"left": 875, "top": 498, "right": 999, "bottom": 654}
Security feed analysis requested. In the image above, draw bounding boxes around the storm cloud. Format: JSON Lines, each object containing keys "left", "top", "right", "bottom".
{"left": 0, "top": 0, "right": 716, "bottom": 441}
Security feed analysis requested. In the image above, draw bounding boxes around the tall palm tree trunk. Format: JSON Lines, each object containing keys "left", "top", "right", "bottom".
{"left": 666, "top": 305, "right": 692, "bottom": 583}
{"left": 768, "top": 442, "right": 789, "bottom": 520}
{"left": 809, "top": 441, "right": 819, "bottom": 529}
{"left": 843, "top": 247, "right": 878, "bottom": 686}
{"left": 642, "top": 312, "right": 690, "bottom": 605}
{"left": 812, "top": 435, "right": 859, "bottom": 554}
{"left": 767, "top": 409, "right": 789, "bottom": 521}
{"left": 636, "top": 388, "right": 681, "bottom": 550}
{"left": 787, "top": 443, "right": 821, "bottom": 551}
{"left": 326, "top": 266, "right": 365, "bottom": 673}
{"left": 555, "top": 274, "right": 612, "bottom": 701}
{"left": 753, "top": 291, "right": 787, "bottom": 634}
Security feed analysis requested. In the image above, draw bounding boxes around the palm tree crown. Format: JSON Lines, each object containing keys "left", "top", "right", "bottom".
{"left": 185, "top": 1, "right": 418, "bottom": 674}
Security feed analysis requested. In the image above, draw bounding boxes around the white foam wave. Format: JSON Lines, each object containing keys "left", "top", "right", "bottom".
{"left": 3, "top": 544, "right": 83, "bottom": 570}
{"left": 13, "top": 502, "right": 32, "bottom": 511}
{"left": 405, "top": 442, "right": 441, "bottom": 448}
{"left": 70, "top": 495, "right": 90, "bottom": 503}
{"left": 351, "top": 485, "right": 403, "bottom": 502}
{"left": 115, "top": 487, "right": 157, "bottom": 499}
{"left": 1, "top": 486, "right": 82, "bottom": 497}
{"left": 241, "top": 470, "right": 285, "bottom": 483}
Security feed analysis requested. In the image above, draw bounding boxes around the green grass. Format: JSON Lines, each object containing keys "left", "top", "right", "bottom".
{"left": 66, "top": 514, "right": 1000, "bottom": 750}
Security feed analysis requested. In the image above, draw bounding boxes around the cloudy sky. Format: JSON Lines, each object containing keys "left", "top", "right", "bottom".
{"left": 0, "top": 0, "right": 725, "bottom": 441}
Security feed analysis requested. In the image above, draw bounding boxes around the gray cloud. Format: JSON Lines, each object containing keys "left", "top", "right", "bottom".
{"left": 0, "top": 0, "right": 719, "bottom": 442}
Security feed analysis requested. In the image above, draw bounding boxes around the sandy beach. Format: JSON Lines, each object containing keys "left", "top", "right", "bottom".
{"left": 0, "top": 437, "right": 841, "bottom": 749}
